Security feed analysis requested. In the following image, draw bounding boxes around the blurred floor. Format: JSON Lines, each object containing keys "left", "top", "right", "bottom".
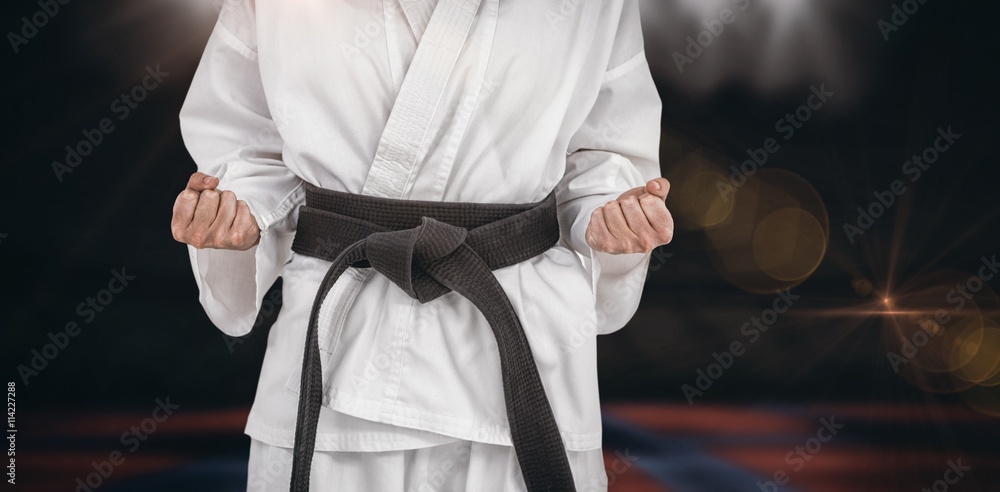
{"left": 18, "top": 404, "right": 1000, "bottom": 491}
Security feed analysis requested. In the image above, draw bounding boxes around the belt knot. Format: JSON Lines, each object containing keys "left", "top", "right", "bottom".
{"left": 365, "top": 216, "right": 468, "bottom": 303}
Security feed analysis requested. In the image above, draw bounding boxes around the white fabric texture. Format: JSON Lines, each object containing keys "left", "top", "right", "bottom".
{"left": 179, "top": 0, "right": 662, "bottom": 454}
{"left": 246, "top": 438, "right": 608, "bottom": 492}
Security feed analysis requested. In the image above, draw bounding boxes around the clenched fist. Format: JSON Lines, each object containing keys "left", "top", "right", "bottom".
{"left": 171, "top": 172, "right": 261, "bottom": 251}
{"left": 586, "top": 177, "right": 674, "bottom": 254}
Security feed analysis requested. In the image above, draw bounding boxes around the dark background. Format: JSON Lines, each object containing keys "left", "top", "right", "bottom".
{"left": 2, "top": 0, "right": 999, "bottom": 491}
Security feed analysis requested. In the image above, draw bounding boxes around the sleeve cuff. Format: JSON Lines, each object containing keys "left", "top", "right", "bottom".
{"left": 187, "top": 192, "right": 301, "bottom": 338}
{"left": 564, "top": 192, "right": 652, "bottom": 335}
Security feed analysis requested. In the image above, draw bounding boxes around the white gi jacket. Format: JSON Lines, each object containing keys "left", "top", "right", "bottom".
{"left": 180, "top": 0, "right": 661, "bottom": 453}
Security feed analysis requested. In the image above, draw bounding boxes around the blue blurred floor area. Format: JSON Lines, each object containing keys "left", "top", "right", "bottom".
{"left": 602, "top": 414, "right": 803, "bottom": 492}
{"left": 105, "top": 459, "right": 248, "bottom": 492}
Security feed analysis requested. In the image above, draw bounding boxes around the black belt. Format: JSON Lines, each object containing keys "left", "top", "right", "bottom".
{"left": 288, "top": 183, "right": 576, "bottom": 492}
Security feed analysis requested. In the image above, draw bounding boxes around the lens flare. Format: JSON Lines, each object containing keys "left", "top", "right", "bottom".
{"left": 705, "top": 168, "right": 828, "bottom": 294}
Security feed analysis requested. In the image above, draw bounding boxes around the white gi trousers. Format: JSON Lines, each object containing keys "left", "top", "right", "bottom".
{"left": 246, "top": 438, "right": 608, "bottom": 492}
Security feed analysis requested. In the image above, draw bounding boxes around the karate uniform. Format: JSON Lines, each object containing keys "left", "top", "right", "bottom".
{"left": 179, "top": 0, "right": 662, "bottom": 489}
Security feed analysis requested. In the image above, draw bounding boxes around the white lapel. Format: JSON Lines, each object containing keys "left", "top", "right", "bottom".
{"left": 382, "top": 0, "right": 438, "bottom": 89}
{"left": 362, "top": 0, "right": 483, "bottom": 200}
{"left": 398, "top": 0, "right": 437, "bottom": 42}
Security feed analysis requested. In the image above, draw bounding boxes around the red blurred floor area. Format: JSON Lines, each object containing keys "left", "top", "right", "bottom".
{"left": 15, "top": 404, "right": 1000, "bottom": 491}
